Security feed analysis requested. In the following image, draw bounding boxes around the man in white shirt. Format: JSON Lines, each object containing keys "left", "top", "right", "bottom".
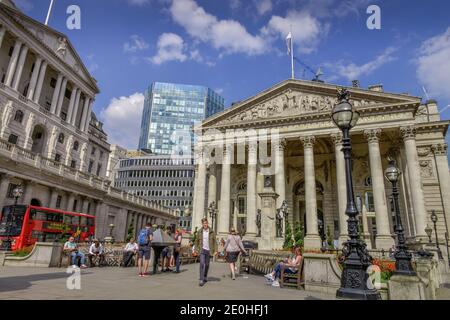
{"left": 122, "top": 238, "right": 138, "bottom": 267}
{"left": 88, "top": 239, "right": 105, "bottom": 267}
{"left": 194, "top": 218, "right": 217, "bottom": 287}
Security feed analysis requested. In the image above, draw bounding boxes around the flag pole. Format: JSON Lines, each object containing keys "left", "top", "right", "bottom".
{"left": 290, "top": 25, "right": 295, "bottom": 79}
{"left": 45, "top": 0, "right": 55, "bottom": 26}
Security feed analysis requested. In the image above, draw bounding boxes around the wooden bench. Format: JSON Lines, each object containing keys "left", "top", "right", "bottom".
{"left": 280, "top": 258, "right": 304, "bottom": 290}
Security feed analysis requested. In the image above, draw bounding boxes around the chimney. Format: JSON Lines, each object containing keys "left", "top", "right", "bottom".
{"left": 426, "top": 99, "right": 440, "bottom": 122}
{"left": 368, "top": 84, "right": 384, "bottom": 92}
{"left": 352, "top": 80, "right": 360, "bottom": 88}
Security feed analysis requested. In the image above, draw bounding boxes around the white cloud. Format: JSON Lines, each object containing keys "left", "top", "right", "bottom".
{"left": 124, "top": 35, "right": 150, "bottom": 53}
{"left": 416, "top": 28, "right": 450, "bottom": 101}
{"left": 100, "top": 93, "right": 145, "bottom": 149}
{"left": 150, "top": 33, "right": 188, "bottom": 64}
{"left": 230, "top": 0, "right": 242, "bottom": 10}
{"left": 327, "top": 47, "right": 398, "bottom": 81}
{"left": 261, "top": 10, "right": 328, "bottom": 54}
{"left": 255, "top": 0, "right": 272, "bottom": 16}
{"left": 170, "top": 0, "right": 266, "bottom": 55}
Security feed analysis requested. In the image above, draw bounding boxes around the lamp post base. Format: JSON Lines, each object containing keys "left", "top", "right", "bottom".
{"left": 337, "top": 287, "right": 381, "bottom": 300}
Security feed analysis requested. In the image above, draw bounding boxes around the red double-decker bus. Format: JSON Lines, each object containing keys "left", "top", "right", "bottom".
{"left": 0, "top": 205, "right": 95, "bottom": 251}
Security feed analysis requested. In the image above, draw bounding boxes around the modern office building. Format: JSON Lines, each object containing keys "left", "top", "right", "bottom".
{"left": 113, "top": 152, "right": 194, "bottom": 231}
{"left": 138, "top": 82, "right": 225, "bottom": 155}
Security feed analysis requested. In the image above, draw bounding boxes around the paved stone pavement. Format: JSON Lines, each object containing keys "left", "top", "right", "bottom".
{"left": 0, "top": 262, "right": 336, "bottom": 300}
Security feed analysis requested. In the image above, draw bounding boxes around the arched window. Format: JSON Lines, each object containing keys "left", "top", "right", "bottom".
{"left": 73, "top": 141, "right": 79, "bottom": 151}
{"left": 14, "top": 110, "right": 24, "bottom": 123}
{"left": 58, "top": 133, "right": 65, "bottom": 144}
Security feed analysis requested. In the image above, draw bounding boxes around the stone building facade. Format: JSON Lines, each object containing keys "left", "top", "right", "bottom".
{"left": 192, "top": 79, "right": 450, "bottom": 251}
{"left": 0, "top": 2, "right": 177, "bottom": 241}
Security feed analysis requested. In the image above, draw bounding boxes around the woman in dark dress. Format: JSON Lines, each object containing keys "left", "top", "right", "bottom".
{"left": 223, "top": 228, "right": 246, "bottom": 280}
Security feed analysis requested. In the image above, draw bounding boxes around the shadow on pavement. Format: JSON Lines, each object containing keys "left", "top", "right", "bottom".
{"left": 0, "top": 271, "right": 92, "bottom": 293}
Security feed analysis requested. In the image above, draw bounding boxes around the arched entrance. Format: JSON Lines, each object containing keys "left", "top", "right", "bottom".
{"left": 31, "top": 125, "right": 46, "bottom": 154}
{"left": 293, "top": 180, "right": 325, "bottom": 240}
{"left": 30, "top": 198, "right": 42, "bottom": 206}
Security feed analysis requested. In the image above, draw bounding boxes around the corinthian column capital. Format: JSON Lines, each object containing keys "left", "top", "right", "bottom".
{"left": 364, "top": 128, "right": 381, "bottom": 143}
{"left": 331, "top": 132, "right": 343, "bottom": 145}
{"left": 301, "top": 135, "right": 315, "bottom": 149}
{"left": 400, "top": 126, "right": 416, "bottom": 141}
{"left": 431, "top": 143, "right": 448, "bottom": 156}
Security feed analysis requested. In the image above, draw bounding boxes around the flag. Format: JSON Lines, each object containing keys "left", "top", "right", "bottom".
{"left": 286, "top": 32, "right": 292, "bottom": 56}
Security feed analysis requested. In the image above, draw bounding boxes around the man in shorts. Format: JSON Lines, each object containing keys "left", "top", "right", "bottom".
{"left": 137, "top": 223, "right": 153, "bottom": 277}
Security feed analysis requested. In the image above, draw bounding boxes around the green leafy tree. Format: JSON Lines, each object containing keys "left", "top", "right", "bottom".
{"left": 326, "top": 225, "right": 333, "bottom": 248}
{"left": 126, "top": 218, "right": 135, "bottom": 242}
{"left": 293, "top": 221, "right": 304, "bottom": 248}
{"left": 283, "top": 220, "right": 294, "bottom": 250}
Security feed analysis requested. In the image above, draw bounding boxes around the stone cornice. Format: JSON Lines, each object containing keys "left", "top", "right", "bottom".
{"left": 0, "top": 4, "right": 99, "bottom": 96}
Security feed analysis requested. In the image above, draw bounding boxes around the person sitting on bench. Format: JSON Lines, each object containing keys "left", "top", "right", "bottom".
{"left": 264, "top": 246, "right": 302, "bottom": 287}
{"left": 88, "top": 239, "right": 105, "bottom": 267}
{"left": 64, "top": 236, "right": 87, "bottom": 269}
{"left": 122, "top": 238, "right": 138, "bottom": 267}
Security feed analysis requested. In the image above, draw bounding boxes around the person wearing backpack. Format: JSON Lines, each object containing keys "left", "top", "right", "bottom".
{"left": 137, "top": 223, "right": 153, "bottom": 277}
{"left": 223, "top": 228, "right": 246, "bottom": 280}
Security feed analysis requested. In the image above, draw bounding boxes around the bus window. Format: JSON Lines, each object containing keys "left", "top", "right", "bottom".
{"left": 71, "top": 216, "right": 80, "bottom": 225}
{"left": 63, "top": 214, "right": 71, "bottom": 224}
{"left": 80, "top": 217, "right": 87, "bottom": 226}
{"left": 0, "top": 206, "right": 27, "bottom": 237}
{"left": 87, "top": 218, "right": 95, "bottom": 227}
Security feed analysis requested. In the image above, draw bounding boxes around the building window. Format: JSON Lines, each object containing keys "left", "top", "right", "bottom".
{"left": 73, "top": 141, "right": 79, "bottom": 151}
{"left": 70, "top": 160, "right": 77, "bottom": 169}
{"left": 56, "top": 195, "right": 62, "bottom": 209}
{"left": 14, "top": 110, "right": 24, "bottom": 123}
{"left": 54, "top": 153, "right": 61, "bottom": 163}
{"left": 72, "top": 199, "right": 78, "bottom": 212}
{"left": 7, "top": 183, "right": 20, "bottom": 198}
{"left": 88, "top": 160, "right": 94, "bottom": 173}
{"left": 91, "top": 147, "right": 96, "bottom": 156}
{"left": 50, "top": 78, "right": 57, "bottom": 88}
{"left": 58, "top": 133, "right": 65, "bottom": 144}
{"left": 8, "top": 134, "right": 18, "bottom": 145}
{"left": 96, "top": 164, "right": 102, "bottom": 176}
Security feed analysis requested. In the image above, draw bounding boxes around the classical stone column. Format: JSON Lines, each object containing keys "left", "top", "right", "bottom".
{"left": 218, "top": 145, "right": 232, "bottom": 235}
{"left": 66, "top": 87, "right": 78, "bottom": 123}
{"left": 364, "top": 129, "right": 393, "bottom": 249}
{"left": 95, "top": 201, "right": 107, "bottom": 240}
{"left": 66, "top": 193, "right": 76, "bottom": 211}
{"left": 5, "top": 40, "right": 23, "bottom": 87}
{"left": 49, "top": 188, "right": 60, "bottom": 208}
{"left": 22, "top": 181, "right": 35, "bottom": 206}
{"left": 82, "top": 198, "right": 90, "bottom": 213}
{"left": 401, "top": 126, "right": 427, "bottom": 239}
{"left": 301, "top": 135, "right": 321, "bottom": 249}
{"left": 193, "top": 148, "right": 207, "bottom": 228}
{"left": 71, "top": 90, "right": 82, "bottom": 126}
{"left": 27, "top": 56, "right": 43, "bottom": 100}
{"left": 274, "top": 138, "right": 286, "bottom": 208}
{"left": 12, "top": 45, "right": 29, "bottom": 91}
{"left": 207, "top": 165, "right": 217, "bottom": 206}
{"left": 80, "top": 97, "right": 91, "bottom": 131}
{"left": 50, "top": 74, "right": 64, "bottom": 114}
{"left": 432, "top": 143, "right": 450, "bottom": 236}
{"left": 33, "top": 61, "right": 47, "bottom": 104}
{"left": 55, "top": 77, "right": 68, "bottom": 117}
{"left": 0, "top": 174, "right": 11, "bottom": 210}
{"left": 83, "top": 100, "right": 93, "bottom": 132}
{"left": 0, "top": 27, "right": 6, "bottom": 49}
{"left": 332, "top": 133, "right": 348, "bottom": 247}
{"left": 246, "top": 142, "right": 258, "bottom": 236}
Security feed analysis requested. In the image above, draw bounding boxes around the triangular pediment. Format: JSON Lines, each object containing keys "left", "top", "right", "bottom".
{"left": 1, "top": 4, "right": 98, "bottom": 92}
{"left": 199, "top": 79, "right": 421, "bottom": 129}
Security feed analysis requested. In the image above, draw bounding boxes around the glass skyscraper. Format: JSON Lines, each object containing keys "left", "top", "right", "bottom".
{"left": 138, "top": 82, "right": 225, "bottom": 154}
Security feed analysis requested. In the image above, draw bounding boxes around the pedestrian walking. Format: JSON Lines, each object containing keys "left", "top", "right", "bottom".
{"left": 173, "top": 229, "right": 182, "bottom": 273}
{"left": 137, "top": 223, "right": 153, "bottom": 277}
{"left": 223, "top": 228, "right": 246, "bottom": 280}
{"left": 194, "top": 218, "right": 217, "bottom": 287}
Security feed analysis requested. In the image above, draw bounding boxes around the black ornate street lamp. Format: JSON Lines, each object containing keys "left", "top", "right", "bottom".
{"left": 208, "top": 202, "right": 217, "bottom": 231}
{"left": 384, "top": 160, "right": 416, "bottom": 276}
{"left": 1, "top": 185, "right": 24, "bottom": 251}
{"left": 425, "top": 224, "right": 433, "bottom": 244}
{"left": 430, "top": 210, "right": 444, "bottom": 259}
{"left": 332, "top": 88, "right": 380, "bottom": 300}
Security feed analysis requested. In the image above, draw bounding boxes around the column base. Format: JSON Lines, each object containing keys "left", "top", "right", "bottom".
{"left": 362, "top": 233, "right": 372, "bottom": 250}
{"left": 375, "top": 235, "right": 394, "bottom": 250}
{"left": 388, "top": 274, "right": 426, "bottom": 300}
{"left": 304, "top": 234, "right": 322, "bottom": 250}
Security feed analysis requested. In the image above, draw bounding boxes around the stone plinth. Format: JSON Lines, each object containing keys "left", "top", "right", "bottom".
{"left": 388, "top": 274, "right": 427, "bottom": 300}
{"left": 258, "top": 187, "right": 279, "bottom": 250}
{"left": 2, "top": 242, "right": 62, "bottom": 267}
{"left": 303, "top": 253, "right": 342, "bottom": 295}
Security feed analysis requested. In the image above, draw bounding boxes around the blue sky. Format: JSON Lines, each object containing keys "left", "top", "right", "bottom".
{"left": 16, "top": 0, "right": 450, "bottom": 149}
